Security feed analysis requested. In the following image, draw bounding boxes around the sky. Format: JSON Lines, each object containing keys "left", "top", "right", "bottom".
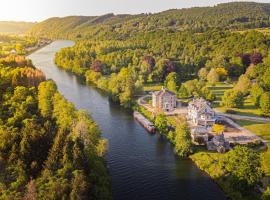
{"left": 0, "top": 0, "right": 269, "bottom": 22}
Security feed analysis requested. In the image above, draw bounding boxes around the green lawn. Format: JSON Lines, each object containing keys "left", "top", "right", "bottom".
{"left": 217, "top": 98, "right": 262, "bottom": 117}
{"left": 209, "top": 83, "right": 262, "bottom": 117}
{"left": 207, "top": 82, "right": 233, "bottom": 102}
{"left": 235, "top": 120, "right": 270, "bottom": 142}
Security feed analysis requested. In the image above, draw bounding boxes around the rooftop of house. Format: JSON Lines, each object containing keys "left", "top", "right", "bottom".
{"left": 188, "top": 98, "right": 211, "bottom": 111}
{"left": 153, "top": 86, "right": 176, "bottom": 97}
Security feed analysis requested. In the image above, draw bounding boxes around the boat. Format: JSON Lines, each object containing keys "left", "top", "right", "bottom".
{"left": 133, "top": 111, "right": 155, "bottom": 133}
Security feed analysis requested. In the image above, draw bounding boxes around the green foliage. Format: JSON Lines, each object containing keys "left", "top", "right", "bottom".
{"left": 223, "top": 146, "right": 262, "bottom": 191}
{"left": 262, "top": 68, "right": 270, "bottom": 90}
{"left": 154, "top": 114, "right": 168, "bottom": 134}
{"left": 222, "top": 90, "right": 244, "bottom": 108}
{"left": 250, "top": 83, "right": 264, "bottom": 106}
{"left": 234, "top": 74, "right": 251, "bottom": 95}
{"left": 207, "top": 68, "right": 220, "bottom": 85}
{"left": 262, "top": 187, "right": 270, "bottom": 200}
{"left": 164, "top": 72, "right": 178, "bottom": 93}
{"left": 260, "top": 92, "right": 270, "bottom": 114}
{"left": 174, "top": 122, "right": 192, "bottom": 157}
{"left": 28, "top": 2, "right": 270, "bottom": 39}
{"left": 38, "top": 80, "right": 57, "bottom": 118}
{"left": 0, "top": 54, "right": 111, "bottom": 199}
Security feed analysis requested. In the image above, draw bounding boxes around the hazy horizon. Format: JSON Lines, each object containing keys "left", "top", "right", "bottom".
{"left": 1, "top": 0, "right": 270, "bottom": 22}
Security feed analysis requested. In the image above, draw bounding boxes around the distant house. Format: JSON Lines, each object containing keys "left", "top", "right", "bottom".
{"left": 207, "top": 133, "right": 230, "bottom": 153}
{"left": 152, "top": 87, "right": 176, "bottom": 112}
{"left": 187, "top": 98, "right": 216, "bottom": 127}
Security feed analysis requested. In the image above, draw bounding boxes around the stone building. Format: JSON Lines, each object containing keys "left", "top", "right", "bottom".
{"left": 152, "top": 87, "right": 176, "bottom": 112}
{"left": 187, "top": 98, "right": 216, "bottom": 127}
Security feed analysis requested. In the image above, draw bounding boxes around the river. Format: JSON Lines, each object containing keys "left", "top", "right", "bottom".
{"left": 28, "top": 40, "right": 226, "bottom": 200}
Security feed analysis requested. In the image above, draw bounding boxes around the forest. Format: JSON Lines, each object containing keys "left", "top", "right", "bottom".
{"left": 28, "top": 2, "right": 270, "bottom": 39}
{"left": 24, "top": 2, "right": 270, "bottom": 199}
{"left": 52, "top": 27, "right": 270, "bottom": 114}
{"left": 0, "top": 42, "right": 111, "bottom": 199}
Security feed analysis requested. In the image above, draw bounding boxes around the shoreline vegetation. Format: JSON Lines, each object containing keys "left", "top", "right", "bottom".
{"left": 0, "top": 38, "right": 112, "bottom": 199}
{"left": 18, "top": 2, "right": 270, "bottom": 199}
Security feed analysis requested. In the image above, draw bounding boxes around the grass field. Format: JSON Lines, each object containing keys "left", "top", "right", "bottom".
{"left": 207, "top": 82, "right": 233, "bottom": 102}
{"left": 235, "top": 120, "right": 270, "bottom": 142}
{"left": 209, "top": 83, "right": 263, "bottom": 117}
{"left": 217, "top": 98, "right": 262, "bottom": 117}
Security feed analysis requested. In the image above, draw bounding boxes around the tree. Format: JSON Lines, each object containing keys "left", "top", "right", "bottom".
{"left": 262, "top": 68, "right": 270, "bottom": 90}
{"left": 262, "top": 187, "right": 270, "bottom": 200}
{"left": 178, "top": 84, "right": 190, "bottom": 98}
{"left": 250, "top": 83, "right": 264, "bottom": 106}
{"left": 200, "top": 86, "right": 215, "bottom": 101}
{"left": 245, "top": 64, "right": 257, "bottom": 79}
{"left": 260, "top": 92, "right": 270, "bottom": 114}
{"left": 140, "top": 59, "right": 153, "bottom": 83}
{"left": 240, "top": 53, "right": 251, "bottom": 67}
{"left": 164, "top": 72, "right": 178, "bottom": 93}
{"left": 215, "top": 67, "right": 228, "bottom": 81}
{"left": 222, "top": 90, "right": 244, "bottom": 108}
{"left": 174, "top": 122, "right": 192, "bottom": 157}
{"left": 212, "top": 124, "right": 225, "bottom": 135}
{"left": 154, "top": 114, "right": 168, "bottom": 134}
{"left": 198, "top": 68, "right": 208, "bottom": 81}
{"left": 24, "top": 179, "right": 38, "bottom": 200}
{"left": 38, "top": 81, "right": 57, "bottom": 118}
{"left": 70, "top": 170, "right": 88, "bottom": 200}
{"left": 207, "top": 68, "right": 219, "bottom": 85}
{"left": 91, "top": 60, "right": 103, "bottom": 73}
{"left": 224, "top": 146, "right": 262, "bottom": 191}
{"left": 142, "top": 55, "right": 155, "bottom": 69}
{"left": 250, "top": 52, "right": 263, "bottom": 65}
{"left": 234, "top": 74, "right": 251, "bottom": 95}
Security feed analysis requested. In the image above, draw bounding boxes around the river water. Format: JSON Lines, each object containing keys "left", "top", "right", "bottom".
{"left": 28, "top": 40, "right": 226, "bottom": 200}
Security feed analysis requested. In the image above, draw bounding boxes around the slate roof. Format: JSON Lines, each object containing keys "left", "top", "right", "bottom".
{"left": 153, "top": 87, "right": 176, "bottom": 97}
{"left": 189, "top": 98, "right": 211, "bottom": 111}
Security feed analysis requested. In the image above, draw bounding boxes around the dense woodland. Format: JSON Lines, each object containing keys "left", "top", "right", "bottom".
{"left": 21, "top": 2, "right": 270, "bottom": 199}
{"left": 29, "top": 2, "right": 270, "bottom": 39}
{"left": 52, "top": 24, "right": 270, "bottom": 113}
{"left": 0, "top": 46, "right": 111, "bottom": 198}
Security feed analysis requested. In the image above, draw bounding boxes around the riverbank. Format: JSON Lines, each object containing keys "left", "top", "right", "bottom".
{"left": 25, "top": 39, "right": 53, "bottom": 56}
{"left": 51, "top": 43, "right": 244, "bottom": 199}
{"left": 136, "top": 103, "right": 269, "bottom": 200}
{"left": 29, "top": 40, "right": 227, "bottom": 200}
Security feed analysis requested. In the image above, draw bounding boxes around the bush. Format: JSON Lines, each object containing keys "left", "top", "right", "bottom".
{"left": 222, "top": 90, "right": 244, "bottom": 108}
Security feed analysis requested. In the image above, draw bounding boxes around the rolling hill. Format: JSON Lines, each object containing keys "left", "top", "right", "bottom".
{"left": 0, "top": 21, "right": 35, "bottom": 35}
{"left": 28, "top": 2, "right": 270, "bottom": 39}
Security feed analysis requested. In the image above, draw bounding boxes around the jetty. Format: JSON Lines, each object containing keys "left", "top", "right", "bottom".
{"left": 133, "top": 111, "right": 155, "bottom": 133}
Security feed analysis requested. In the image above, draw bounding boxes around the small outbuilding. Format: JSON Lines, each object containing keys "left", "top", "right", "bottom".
{"left": 207, "top": 132, "right": 230, "bottom": 153}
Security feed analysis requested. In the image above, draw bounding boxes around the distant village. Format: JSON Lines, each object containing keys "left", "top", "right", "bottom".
{"left": 136, "top": 86, "right": 264, "bottom": 153}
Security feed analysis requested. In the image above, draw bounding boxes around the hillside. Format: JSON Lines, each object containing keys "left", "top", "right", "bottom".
{"left": 0, "top": 21, "right": 35, "bottom": 35}
{"left": 28, "top": 2, "right": 270, "bottom": 39}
